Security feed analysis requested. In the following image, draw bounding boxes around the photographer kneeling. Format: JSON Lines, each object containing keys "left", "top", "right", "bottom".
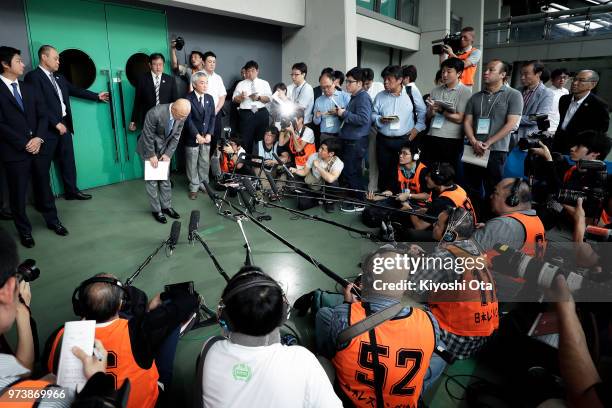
{"left": 45, "top": 273, "right": 200, "bottom": 408}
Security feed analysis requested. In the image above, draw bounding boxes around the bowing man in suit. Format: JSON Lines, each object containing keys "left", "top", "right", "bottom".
{"left": 0, "top": 46, "right": 67, "bottom": 248}
{"left": 129, "top": 53, "right": 178, "bottom": 131}
{"left": 183, "top": 72, "right": 215, "bottom": 200}
{"left": 136, "top": 99, "right": 190, "bottom": 224}
{"left": 553, "top": 70, "right": 609, "bottom": 154}
{"left": 24, "top": 45, "right": 109, "bottom": 200}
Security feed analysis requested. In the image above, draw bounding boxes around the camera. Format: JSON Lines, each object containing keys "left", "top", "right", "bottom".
{"left": 432, "top": 32, "right": 462, "bottom": 55}
{"left": 173, "top": 36, "right": 185, "bottom": 51}
{"left": 555, "top": 160, "right": 608, "bottom": 218}
{"left": 218, "top": 127, "right": 231, "bottom": 151}
{"left": 518, "top": 114, "right": 551, "bottom": 151}
{"left": 17, "top": 259, "right": 40, "bottom": 282}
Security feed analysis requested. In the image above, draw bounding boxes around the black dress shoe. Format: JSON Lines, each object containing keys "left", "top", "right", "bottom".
{"left": 65, "top": 191, "right": 92, "bottom": 200}
{"left": 0, "top": 209, "right": 12, "bottom": 220}
{"left": 161, "top": 207, "right": 180, "bottom": 219}
{"left": 48, "top": 223, "right": 69, "bottom": 236}
{"left": 20, "top": 234, "right": 35, "bottom": 248}
{"left": 152, "top": 212, "right": 167, "bottom": 224}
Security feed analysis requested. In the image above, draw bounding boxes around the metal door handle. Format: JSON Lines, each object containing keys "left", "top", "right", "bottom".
{"left": 116, "top": 70, "right": 129, "bottom": 161}
{"left": 101, "top": 69, "right": 120, "bottom": 163}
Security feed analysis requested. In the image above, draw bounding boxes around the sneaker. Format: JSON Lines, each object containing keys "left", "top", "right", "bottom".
{"left": 340, "top": 202, "right": 366, "bottom": 213}
{"left": 324, "top": 201, "right": 335, "bottom": 213}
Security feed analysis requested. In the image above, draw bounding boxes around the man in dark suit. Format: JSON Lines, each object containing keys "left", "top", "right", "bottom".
{"left": 0, "top": 46, "right": 67, "bottom": 247}
{"left": 24, "top": 45, "right": 109, "bottom": 200}
{"left": 136, "top": 99, "right": 190, "bottom": 223}
{"left": 553, "top": 70, "right": 609, "bottom": 154}
{"left": 129, "top": 53, "right": 177, "bottom": 131}
{"left": 183, "top": 72, "right": 215, "bottom": 200}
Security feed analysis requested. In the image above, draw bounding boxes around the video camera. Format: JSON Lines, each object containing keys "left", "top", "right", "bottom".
{"left": 555, "top": 159, "right": 609, "bottom": 218}
{"left": 432, "top": 32, "right": 462, "bottom": 55}
{"left": 518, "top": 114, "right": 552, "bottom": 151}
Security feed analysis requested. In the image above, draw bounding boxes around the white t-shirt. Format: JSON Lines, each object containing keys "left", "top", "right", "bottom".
{"left": 232, "top": 78, "right": 272, "bottom": 110}
{"left": 298, "top": 126, "right": 315, "bottom": 144}
{"left": 306, "top": 153, "right": 344, "bottom": 181}
{"left": 367, "top": 81, "right": 385, "bottom": 100}
{"left": 205, "top": 71, "right": 227, "bottom": 108}
{"left": 201, "top": 341, "right": 341, "bottom": 408}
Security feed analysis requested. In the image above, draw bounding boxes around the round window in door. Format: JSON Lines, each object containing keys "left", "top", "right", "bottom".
{"left": 57, "top": 49, "right": 96, "bottom": 89}
{"left": 126, "top": 53, "right": 151, "bottom": 86}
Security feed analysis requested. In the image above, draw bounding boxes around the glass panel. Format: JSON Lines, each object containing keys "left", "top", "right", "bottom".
{"left": 357, "top": 0, "right": 374, "bottom": 10}
{"left": 125, "top": 53, "right": 150, "bottom": 86}
{"left": 58, "top": 49, "right": 96, "bottom": 89}
{"left": 380, "top": 0, "right": 397, "bottom": 19}
{"left": 398, "top": 0, "right": 418, "bottom": 26}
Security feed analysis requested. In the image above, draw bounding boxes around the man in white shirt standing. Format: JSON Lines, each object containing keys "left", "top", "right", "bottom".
{"left": 286, "top": 62, "right": 314, "bottom": 126}
{"left": 547, "top": 68, "right": 569, "bottom": 133}
{"left": 198, "top": 266, "right": 342, "bottom": 408}
{"left": 202, "top": 51, "right": 227, "bottom": 154}
{"left": 232, "top": 60, "right": 272, "bottom": 153}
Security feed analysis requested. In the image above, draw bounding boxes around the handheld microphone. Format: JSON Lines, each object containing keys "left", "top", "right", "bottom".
{"left": 242, "top": 177, "right": 258, "bottom": 200}
{"left": 264, "top": 169, "right": 280, "bottom": 196}
{"left": 202, "top": 180, "right": 220, "bottom": 208}
{"left": 167, "top": 221, "right": 181, "bottom": 255}
{"left": 272, "top": 152, "right": 294, "bottom": 179}
{"left": 188, "top": 210, "right": 200, "bottom": 243}
{"left": 585, "top": 225, "right": 612, "bottom": 242}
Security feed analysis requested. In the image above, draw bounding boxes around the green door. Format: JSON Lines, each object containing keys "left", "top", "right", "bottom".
{"left": 25, "top": 0, "right": 169, "bottom": 190}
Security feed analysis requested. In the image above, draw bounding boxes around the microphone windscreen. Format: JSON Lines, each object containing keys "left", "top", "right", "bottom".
{"left": 202, "top": 180, "right": 218, "bottom": 202}
{"left": 189, "top": 210, "right": 200, "bottom": 236}
{"left": 242, "top": 177, "right": 257, "bottom": 198}
{"left": 169, "top": 221, "right": 181, "bottom": 247}
{"left": 264, "top": 169, "right": 279, "bottom": 195}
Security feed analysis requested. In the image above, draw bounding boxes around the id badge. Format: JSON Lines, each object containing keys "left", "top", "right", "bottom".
{"left": 477, "top": 118, "right": 491, "bottom": 134}
{"left": 324, "top": 116, "right": 335, "bottom": 129}
{"left": 431, "top": 113, "right": 445, "bottom": 129}
{"left": 389, "top": 118, "right": 401, "bottom": 130}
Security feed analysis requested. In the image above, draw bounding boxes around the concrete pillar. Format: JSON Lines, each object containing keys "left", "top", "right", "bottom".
{"left": 282, "top": 0, "right": 357, "bottom": 87}
{"left": 403, "top": 0, "right": 451, "bottom": 92}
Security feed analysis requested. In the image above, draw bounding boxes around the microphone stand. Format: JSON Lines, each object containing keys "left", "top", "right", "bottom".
{"left": 125, "top": 239, "right": 169, "bottom": 286}
{"left": 190, "top": 232, "right": 231, "bottom": 282}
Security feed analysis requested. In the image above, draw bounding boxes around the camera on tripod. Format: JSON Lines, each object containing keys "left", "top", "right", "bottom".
{"left": 432, "top": 32, "right": 462, "bottom": 55}
{"left": 555, "top": 160, "right": 609, "bottom": 218}
{"left": 518, "top": 114, "right": 551, "bottom": 151}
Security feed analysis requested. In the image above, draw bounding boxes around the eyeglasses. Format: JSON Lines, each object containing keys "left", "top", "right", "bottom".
{"left": 345, "top": 79, "right": 357, "bottom": 84}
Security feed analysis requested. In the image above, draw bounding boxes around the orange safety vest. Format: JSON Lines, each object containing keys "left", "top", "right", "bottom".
{"left": 439, "top": 185, "right": 477, "bottom": 224}
{"left": 332, "top": 303, "right": 435, "bottom": 408}
{"left": 502, "top": 212, "right": 547, "bottom": 258}
{"left": 457, "top": 48, "right": 478, "bottom": 86}
{"left": 398, "top": 162, "right": 427, "bottom": 194}
{"left": 600, "top": 209, "right": 612, "bottom": 226}
{"left": 428, "top": 244, "right": 499, "bottom": 337}
{"left": 289, "top": 132, "right": 316, "bottom": 168}
{"left": 0, "top": 379, "right": 55, "bottom": 407}
{"left": 563, "top": 165, "right": 577, "bottom": 183}
{"left": 48, "top": 319, "right": 159, "bottom": 408}
{"left": 220, "top": 152, "right": 235, "bottom": 173}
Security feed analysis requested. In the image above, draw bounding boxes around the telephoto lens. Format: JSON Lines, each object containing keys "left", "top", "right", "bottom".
{"left": 17, "top": 259, "right": 40, "bottom": 282}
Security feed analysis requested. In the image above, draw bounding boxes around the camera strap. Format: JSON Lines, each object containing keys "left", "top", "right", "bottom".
{"left": 405, "top": 86, "right": 418, "bottom": 124}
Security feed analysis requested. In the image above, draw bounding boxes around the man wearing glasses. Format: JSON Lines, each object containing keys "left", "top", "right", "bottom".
{"left": 553, "top": 70, "right": 609, "bottom": 154}
{"left": 286, "top": 62, "right": 314, "bottom": 126}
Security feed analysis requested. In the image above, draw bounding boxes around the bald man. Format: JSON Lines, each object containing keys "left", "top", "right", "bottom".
{"left": 137, "top": 99, "right": 191, "bottom": 223}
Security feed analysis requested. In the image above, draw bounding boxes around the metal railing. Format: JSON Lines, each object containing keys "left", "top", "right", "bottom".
{"left": 484, "top": 3, "right": 612, "bottom": 46}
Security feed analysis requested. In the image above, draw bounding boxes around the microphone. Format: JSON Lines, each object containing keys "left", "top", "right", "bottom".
{"left": 242, "top": 177, "right": 258, "bottom": 200}
{"left": 264, "top": 169, "right": 280, "bottom": 196}
{"left": 272, "top": 152, "right": 294, "bottom": 179}
{"left": 188, "top": 210, "right": 200, "bottom": 243}
{"left": 238, "top": 189, "right": 256, "bottom": 213}
{"left": 167, "top": 221, "right": 181, "bottom": 255}
{"left": 585, "top": 225, "right": 612, "bottom": 242}
{"left": 202, "top": 180, "right": 220, "bottom": 208}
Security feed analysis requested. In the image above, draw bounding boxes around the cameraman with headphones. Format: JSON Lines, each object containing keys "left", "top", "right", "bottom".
{"left": 408, "top": 207, "right": 499, "bottom": 389}
{"left": 196, "top": 266, "right": 341, "bottom": 408}
{"left": 0, "top": 228, "right": 117, "bottom": 407}
{"left": 45, "top": 272, "right": 200, "bottom": 408}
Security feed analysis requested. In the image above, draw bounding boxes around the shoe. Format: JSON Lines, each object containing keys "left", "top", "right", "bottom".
{"left": 48, "top": 223, "right": 69, "bottom": 236}
{"left": 152, "top": 212, "right": 167, "bottom": 224}
{"left": 65, "top": 191, "right": 92, "bottom": 200}
{"left": 189, "top": 192, "right": 198, "bottom": 200}
{"left": 324, "top": 201, "right": 335, "bottom": 213}
{"left": 20, "top": 233, "right": 35, "bottom": 248}
{"left": 340, "top": 203, "right": 366, "bottom": 213}
{"left": 0, "top": 209, "right": 12, "bottom": 220}
{"left": 162, "top": 207, "right": 180, "bottom": 219}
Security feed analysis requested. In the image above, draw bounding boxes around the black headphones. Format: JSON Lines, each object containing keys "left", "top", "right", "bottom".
{"left": 72, "top": 276, "right": 129, "bottom": 318}
{"left": 442, "top": 207, "right": 469, "bottom": 243}
{"left": 217, "top": 266, "right": 289, "bottom": 332}
{"left": 429, "top": 162, "right": 452, "bottom": 186}
{"left": 505, "top": 178, "right": 522, "bottom": 207}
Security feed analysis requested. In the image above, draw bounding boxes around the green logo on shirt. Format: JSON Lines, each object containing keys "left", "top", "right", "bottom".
{"left": 232, "top": 363, "right": 252, "bottom": 382}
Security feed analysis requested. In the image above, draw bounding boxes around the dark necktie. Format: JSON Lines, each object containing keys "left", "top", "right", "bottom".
{"left": 11, "top": 83, "right": 24, "bottom": 111}
{"left": 154, "top": 75, "right": 160, "bottom": 105}
{"left": 48, "top": 73, "right": 61, "bottom": 98}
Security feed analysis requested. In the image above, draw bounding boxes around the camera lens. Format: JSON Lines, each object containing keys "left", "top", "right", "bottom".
{"left": 17, "top": 259, "right": 40, "bottom": 282}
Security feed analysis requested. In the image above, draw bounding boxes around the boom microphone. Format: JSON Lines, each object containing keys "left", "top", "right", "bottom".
{"left": 188, "top": 210, "right": 200, "bottom": 243}
{"left": 242, "top": 177, "right": 258, "bottom": 199}
{"left": 202, "top": 180, "right": 220, "bottom": 208}
{"left": 272, "top": 152, "right": 294, "bottom": 179}
{"left": 264, "top": 169, "right": 280, "bottom": 196}
{"left": 167, "top": 221, "right": 181, "bottom": 255}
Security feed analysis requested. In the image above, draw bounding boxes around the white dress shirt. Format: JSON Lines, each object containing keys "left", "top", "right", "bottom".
{"left": 561, "top": 91, "right": 589, "bottom": 131}
{"left": 39, "top": 65, "right": 67, "bottom": 117}
{"left": 547, "top": 85, "right": 569, "bottom": 132}
{"left": 232, "top": 78, "right": 272, "bottom": 110}
{"left": 286, "top": 81, "right": 314, "bottom": 123}
{"left": 0, "top": 74, "right": 20, "bottom": 97}
{"left": 204, "top": 71, "right": 227, "bottom": 109}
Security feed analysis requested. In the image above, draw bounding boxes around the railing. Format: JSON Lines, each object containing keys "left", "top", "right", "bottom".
{"left": 484, "top": 4, "right": 612, "bottom": 46}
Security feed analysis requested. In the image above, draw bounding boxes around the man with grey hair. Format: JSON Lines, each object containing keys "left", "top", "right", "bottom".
{"left": 137, "top": 99, "right": 191, "bottom": 223}
{"left": 315, "top": 247, "right": 442, "bottom": 405}
{"left": 553, "top": 69, "right": 609, "bottom": 154}
{"left": 183, "top": 72, "right": 215, "bottom": 200}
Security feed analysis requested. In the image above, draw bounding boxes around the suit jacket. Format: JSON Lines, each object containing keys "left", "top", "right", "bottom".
{"left": 183, "top": 91, "right": 215, "bottom": 147}
{"left": 0, "top": 80, "right": 50, "bottom": 162}
{"left": 517, "top": 84, "right": 554, "bottom": 138}
{"left": 553, "top": 92, "right": 609, "bottom": 153}
{"left": 131, "top": 72, "right": 177, "bottom": 127}
{"left": 136, "top": 103, "right": 185, "bottom": 160}
{"left": 24, "top": 67, "right": 99, "bottom": 134}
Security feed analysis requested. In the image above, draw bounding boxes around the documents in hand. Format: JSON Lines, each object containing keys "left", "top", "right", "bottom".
{"left": 57, "top": 320, "right": 96, "bottom": 391}
{"left": 144, "top": 160, "right": 170, "bottom": 181}
{"left": 461, "top": 145, "right": 490, "bottom": 168}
